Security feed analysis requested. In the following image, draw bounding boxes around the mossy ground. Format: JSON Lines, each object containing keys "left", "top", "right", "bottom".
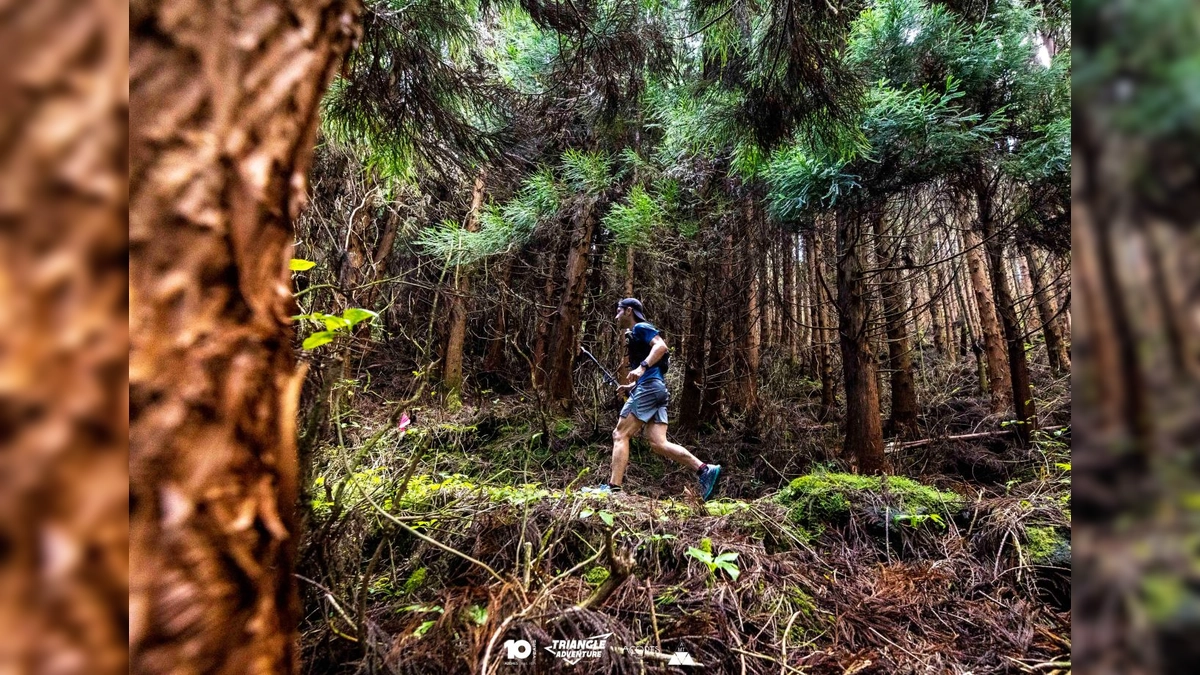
{"left": 774, "top": 469, "right": 963, "bottom": 538}
{"left": 301, "top": 404, "right": 1069, "bottom": 675}
{"left": 1024, "top": 525, "right": 1071, "bottom": 565}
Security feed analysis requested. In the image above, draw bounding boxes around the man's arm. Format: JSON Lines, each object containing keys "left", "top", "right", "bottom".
{"left": 627, "top": 336, "right": 668, "bottom": 382}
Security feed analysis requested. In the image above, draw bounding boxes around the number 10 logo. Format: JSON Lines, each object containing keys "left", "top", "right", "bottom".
{"left": 504, "top": 639, "right": 532, "bottom": 660}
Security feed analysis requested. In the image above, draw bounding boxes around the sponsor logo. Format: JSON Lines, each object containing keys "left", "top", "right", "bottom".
{"left": 667, "top": 650, "right": 700, "bottom": 666}
{"left": 544, "top": 632, "right": 612, "bottom": 665}
{"left": 503, "top": 639, "right": 532, "bottom": 663}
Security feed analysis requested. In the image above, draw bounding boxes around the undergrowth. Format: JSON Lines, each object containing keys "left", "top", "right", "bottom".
{"left": 297, "top": 400, "right": 1071, "bottom": 674}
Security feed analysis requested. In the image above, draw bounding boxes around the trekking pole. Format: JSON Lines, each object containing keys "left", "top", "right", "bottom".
{"left": 578, "top": 346, "right": 620, "bottom": 387}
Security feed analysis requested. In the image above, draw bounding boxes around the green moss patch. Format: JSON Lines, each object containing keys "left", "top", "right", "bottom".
{"left": 584, "top": 566, "right": 610, "bottom": 586}
{"left": 1023, "top": 526, "right": 1070, "bottom": 565}
{"left": 775, "top": 471, "right": 962, "bottom": 533}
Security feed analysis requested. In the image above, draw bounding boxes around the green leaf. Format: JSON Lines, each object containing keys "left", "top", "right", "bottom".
{"left": 599, "top": 511, "right": 614, "bottom": 527}
{"left": 321, "top": 315, "right": 350, "bottom": 331}
{"left": 289, "top": 258, "right": 317, "bottom": 271}
{"left": 714, "top": 552, "right": 739, "bottom": 564}
{"left": 716, "top": 562, "right": 741, "bottom": 581}
{"left": 685, "top": 547, "right": 713, "bottom": 564}
{"left": 580, "top": 509, "right": 594, "bottom": 519}
{"left": 413, "top": 620, "right": 436, "bottom": 638}
{"left": 302, "top": 331, "right": 337, "bottom": 349}
{"left": 466, "top": 605, "right": 488, "bottom": 625}
{"left": 399, "top": 604, "right": 444, "bottom": 614}
{"left": 343, "top": 307, "right": 378, "bottom": 327}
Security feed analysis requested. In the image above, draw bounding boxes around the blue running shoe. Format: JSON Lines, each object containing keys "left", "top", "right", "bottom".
{"left": 697, "top": 464, "right": 722, "bottom": 501}
{"left": 581, "top": 483, "right": 621, "bottom": 496}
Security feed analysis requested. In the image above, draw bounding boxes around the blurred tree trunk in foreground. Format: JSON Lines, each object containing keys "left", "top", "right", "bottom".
{"left": 130, "top": 1, "right": 359, "bottom": 672}
{"left": 0, "top": 0, "right": 127, "bottom": 671}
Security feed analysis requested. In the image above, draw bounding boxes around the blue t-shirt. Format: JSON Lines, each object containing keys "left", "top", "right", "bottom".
{"left": 627, "top": 322, "right": 664, "bottom": 384}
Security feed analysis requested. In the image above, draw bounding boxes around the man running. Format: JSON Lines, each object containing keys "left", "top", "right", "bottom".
{"left": 588, "top": 298, "right": 722, "bottom": 500}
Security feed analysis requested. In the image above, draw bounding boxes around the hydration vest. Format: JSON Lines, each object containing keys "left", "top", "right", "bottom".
{"left": 625, "top": 324, "right": 670, "bottom": 376}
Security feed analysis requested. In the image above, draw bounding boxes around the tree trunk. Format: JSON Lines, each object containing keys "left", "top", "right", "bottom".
{"left": 977, "top": 180, "right": 1035, "bottom": 445}
{"left": 357, "top": 207, "right": 401, "bottom": 311}
{"left": 3, "top": 2, "right": 127, "bottom": 671}
{"left": 677, "top": 257, "right": 709, "bottom": 436}
{"left": 872, "top": 210, "right": 919, "bottom": 438}
{"left": 782, "top": 231, "right": 797, "bottom": 365}
{"left": 1091, "top": 203, "right": 1151, "bottom": 442}
{"left": 796, "top": 234, "right": 810, "bottom": 371}
{"left": 927, "top": 271, "right": 946, "bottom": 357}
{"left": 953, "top": 252, "right": 976, "bottom": 363}
{"left": 809, "top": 229, "right": 836, "bottom": 419}
{"left": 130, "top": 1, "right": 359, "bottom": 673}
{"left": 729, "top": 203, "right": 761, "bottom": 419}
{"left": 1144, "top": 221, "right": 1193, "bottom": 378}
{"left": 1053, "top": 256, "right": 1072, "bottom": 341}
{"left": 701, "top": 229, "right": 735, "bottom": 423}
{"left": 1015, "top": 254, "right": 1035, "bottom": 334}
{"left": 546, "top": 197, "right": 600, "bottom": 406}
{"left": 962, "top": 226, "right": 1012, "bottom": 412}
{"left": 624, "top": 245, "right": 635, "bottom": 297}
{"left": 767, "top": 238, "right": 780, "bottom": 347}
{"left": 835, "top": 209, "right": 885, "bottom": 474}
{"left": 482, "top": 257, "right": 512, "bottom": 374}
{"left": 443, "top": 172, "right": 487, "bottom": 401}
{"left": 1024, "top": 245, "right": 1070, "bottom": 376}
{"left": 336, "top": 191, "right": 374, "bottom": 300}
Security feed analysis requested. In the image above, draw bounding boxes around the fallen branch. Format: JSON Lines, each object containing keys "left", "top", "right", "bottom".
{"left": 886, "top": 425, "right": 1066, "bottom": 452}
{"left": 577, "top": 529, "right": 634, "bottom": 610}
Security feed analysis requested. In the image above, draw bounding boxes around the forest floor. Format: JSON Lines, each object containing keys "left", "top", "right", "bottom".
{"left": 296, "top": 373, "right": 1071, "bottom": 674}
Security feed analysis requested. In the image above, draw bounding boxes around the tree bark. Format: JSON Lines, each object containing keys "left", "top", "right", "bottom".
{"left": 962, "top": 226, "right": 1012, "bottom": 412}
{"left": 546, "top": 197, "right": 600, "bottom": 406}
{"left": 835, "top": 209, "right": 885, "bottom": 474}
{"left": 482, "top": 257, "right": 512, "bottom": 374}
{"left": 336, "top": 190, "right": 374, "bottom": 300}
{"left": 729, "top": 203, "right": 761, "bottom": 419}
{"left": 677, "top": 257, "right": 709, "bottom": 436}
{"left": 624, "top": 245, "right": 635, "bottom": 297}
{"left": 1, "top": 1, "right": 128, "bottom": 671}
{"left": 782, "top": 231, "right": 797, "bottom": 365}
{"left": 1143, "top": 221, "right": 1193, "bottom": 379}
{"left": 532, "top": 251, "right": 559, "bottom": 390}
{"left": 872, "top": 210, "right": 919, "bottom": 438}
{"left": 701, "top": 228, "right": 735, "bottom": 423}
{"left": 927, "top": 270, "right": 946, "bottom": 357}
{"left": 953, "top": 251, "right": 976, "bottom": 364}
{"left": 977, "top": 178, "right": 1035, "bottom": 445}
{"left": 130, "top": 1, "right": 360, "bottom": 673}
{"left": 1024, "top": 245, "right": 1070, "bottom": 376}
{"left": 808, "top": 229, "right": 836, "bottom": 419}
{"left": 443, "top": 172, "right": 487, "bottom": 401}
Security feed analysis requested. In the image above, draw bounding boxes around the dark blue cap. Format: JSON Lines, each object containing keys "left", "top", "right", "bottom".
{"left": 618, "top": 297, "right": 646, "bottom": 322}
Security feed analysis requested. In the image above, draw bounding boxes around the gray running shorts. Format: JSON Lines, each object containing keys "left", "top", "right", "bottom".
{"left": 620, "top": 378, "right": 669, "bottom": 425}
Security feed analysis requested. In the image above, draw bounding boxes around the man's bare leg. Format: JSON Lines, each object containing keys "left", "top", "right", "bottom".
{"left": 644, "top": 423, "right": 705, "bottom": 471}
{"left": 610, "top": 414, "right": 645, "bottom": 486}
